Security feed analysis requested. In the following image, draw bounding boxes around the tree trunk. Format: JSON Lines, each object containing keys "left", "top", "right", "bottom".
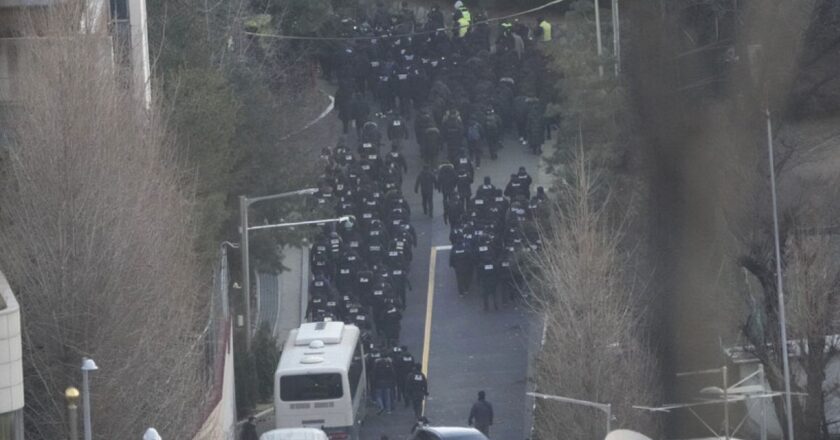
{"left": 801, "top": 337, "right": 827, "bottom": 440}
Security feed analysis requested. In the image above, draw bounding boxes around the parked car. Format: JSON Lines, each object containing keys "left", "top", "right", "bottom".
{"left": 409, "top": 426, "right": 489, "bottom": 440}
{"left": 259, "top": 428, "right": 329, "bottom": 440}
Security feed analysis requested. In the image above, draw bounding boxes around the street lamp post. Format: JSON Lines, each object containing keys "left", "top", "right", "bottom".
{"left": 611, "top": 0, "right": 621, "bottom": 76}
{"left": 594, "top": 0, "right": 604, "bottom": 77}
{"left": 220, "top": 241, "right": 239, "bottom": 321}
{"left": 81, "top": 358, "right": 98, "bottom": 440}
{"left": 239, "top": 188, "right": 318, "bottom": 351}
{"left": 528, "top": 392, "right": 612, "bottom": 435}
{"left": 65, "top": 387, "right": 80, "bottom": 440}
{"left": 766, "top": 107, "right": 796, "bottom": 440}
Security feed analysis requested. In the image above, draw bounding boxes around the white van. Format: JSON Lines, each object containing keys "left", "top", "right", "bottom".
{"left": 260, "top": 428, "right": 329, "bottom": 440}
{"left": 274, "top": 322, "right": 367, "bottom": 440}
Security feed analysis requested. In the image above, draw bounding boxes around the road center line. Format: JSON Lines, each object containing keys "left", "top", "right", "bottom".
{"left": 422, "top": 244, "right": 451, "bottom": 416}
{"left": 421, "top": 245, "right": 452, "bottom": 376}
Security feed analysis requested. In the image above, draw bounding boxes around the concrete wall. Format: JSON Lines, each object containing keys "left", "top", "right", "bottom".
{"left": 193, "top": 325, "right": 236, "bottom": 440}
{"left": 0, "top": 272, "right": 23, "bottom": 418}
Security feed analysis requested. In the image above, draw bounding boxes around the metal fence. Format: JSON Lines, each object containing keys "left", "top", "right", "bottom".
{"left": 197, "top": 245, "right": 232, "bottom": 429}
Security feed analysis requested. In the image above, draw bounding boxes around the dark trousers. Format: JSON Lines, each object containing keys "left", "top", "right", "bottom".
{"left": 457, "top": 184, "right": 471, "bottom": 210}
{"left": 481, "top": 278, "right": 498, "bottom": 310}
{"left": 468, "top": 140, "right": 482, "bottom": 167}
{"left": 441, "top": 189, "right": 453, "bottom": 206}
{"left": 487, "top": 135, "right": 499, "bottom": 158}
{"left": 396, "top": 378, "right": 407, "bottom": 403}
{"left": 455, "top": 267, "right": 473, "bottom": 294}
{"left": 421, "top": 191, "right": 433, "bottom": 216}
{"left": 399, "top": 95, "right": 412, "bottom": 119}
{"left": 517, "top": 120, "right": 527, "bottom": 139}
{"left": 354, "top": 119, "right": 365, "bottom": 138}
{"left": 411, "top": 397, "right": 424, "bottom": 418}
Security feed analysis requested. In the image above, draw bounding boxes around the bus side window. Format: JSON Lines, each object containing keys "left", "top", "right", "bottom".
{"left": 349, "top": 341, "right": 363, "bottom": 399}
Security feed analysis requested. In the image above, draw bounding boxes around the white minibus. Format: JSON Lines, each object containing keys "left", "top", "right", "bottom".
{"left": 274, "top": 322, "right": 366, "bottom": 440}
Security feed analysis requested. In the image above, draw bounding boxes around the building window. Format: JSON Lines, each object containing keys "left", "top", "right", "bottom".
{"left": 110, "top": 0, "right": 129, "bottom": 20}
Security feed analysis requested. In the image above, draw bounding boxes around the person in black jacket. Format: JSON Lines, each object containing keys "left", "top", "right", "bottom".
{"left": 415, "top": 165, "right": 437, "bottom": 217}
{"left": 336, "top": 83, "right": 354, "bottom": 134}
{"left": 374, "top": 357, "right": 397, "bottom": 414}
{"left": 444, "top": 191, "right": 463, "bottom": 226}
{"left": 449, "top": 238, "right": 474, "bottom": 296}
{"left": 436, "top": 161, "right": 457, "bottom": 206}
{"left": 241, "top": 416, "right": 258, "bottom": 440}
{"left": 405, "top": 363, "right": 429, "bottom": 419}
{"left": 350, "top": 92, "right": 370, "bottom": 138}
{"left": 468, "top": 391, "right": 494, "bottom": 436}
{"left": 395, "top": 346, "right": 415, "bottom": 405}
{"left": 385, "top": 143, "right": 409, "bottom": 174}
{"left": 387, "top": 113, "right": 410, "bottom": 147}
{"left": 514, "top": 166, "right": 533, "bottom": 199}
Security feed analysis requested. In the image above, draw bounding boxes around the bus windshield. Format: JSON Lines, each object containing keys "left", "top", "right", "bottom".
{"left": 280, "top": 373, "right": 343, "bottom": 401}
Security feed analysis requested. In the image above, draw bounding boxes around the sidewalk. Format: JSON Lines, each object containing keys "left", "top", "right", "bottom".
{"left": 252, "top": 246, "right": 310, "bottom": 435}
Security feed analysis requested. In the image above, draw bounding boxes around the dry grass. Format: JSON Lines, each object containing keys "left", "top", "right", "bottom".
{"left": 0, "top": 4, "right": 207, "bottom": 439}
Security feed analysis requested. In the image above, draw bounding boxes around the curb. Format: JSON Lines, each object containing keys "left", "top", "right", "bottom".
{"left": 278, "top": 90, "right": 335, "bottom": 141}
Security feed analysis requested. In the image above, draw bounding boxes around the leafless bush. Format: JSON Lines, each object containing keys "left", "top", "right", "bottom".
{"left": 0, "top": 5, "right": 206, "bottom": 439}
{"left": 526, "top": 155, "right": 661, "bottom": 440}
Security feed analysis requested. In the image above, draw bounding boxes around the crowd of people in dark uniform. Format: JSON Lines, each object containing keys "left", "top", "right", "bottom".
{"left": 301, "top": 0, "right": 554, "bottom": 425}
{"left": 446, "top": 167, "right": 548, "bottom": 312}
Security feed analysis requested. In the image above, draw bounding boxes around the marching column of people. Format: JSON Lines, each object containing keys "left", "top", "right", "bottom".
{"left": 303, "top": 1, "right": 556, "bottom": 430}
{"left": 308, "top": 127, "right": 427, "bottom": 417}
{"left": 446, "top": 166, "right": 549, "bottom": 311}
{"left": 331, "top": 0, "right": 553, "bottom": 172}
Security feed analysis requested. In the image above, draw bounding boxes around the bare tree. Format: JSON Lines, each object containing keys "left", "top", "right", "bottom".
{"left": 729, "top": 169, "right": 840, "bottom": 440}
{"left": 0, "top": 4, "right": 207, "bottom": 439}
{"left": 526, "top": 155, "right": 661, "bottom": 440}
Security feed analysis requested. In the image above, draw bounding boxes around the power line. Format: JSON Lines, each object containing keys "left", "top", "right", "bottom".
{"left": 243, "top": 0, "right": 567, "bottom": 42}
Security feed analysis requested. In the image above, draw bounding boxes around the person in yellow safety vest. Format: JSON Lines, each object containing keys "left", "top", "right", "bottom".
{"left": 454, "top": 0, "right": 471, "bottom": 38}
{"left": 458, "top": 14, "right": 470, "bottom": 37}
{"left": 459, "top": 4, "right": 471, "bottom": 24}
{"left": 535, "top": 17, "right": 552, "bottom": 42}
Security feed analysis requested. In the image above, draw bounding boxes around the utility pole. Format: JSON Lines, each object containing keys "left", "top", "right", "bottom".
{"left": 239, "top": 195, "right": 251, "bottom": 352}
{"left": 766, "top": 107, "right": 796, "bottom": 440}
{"left": 238, "top": 188, "right": 320, "bottom": 352}
{"left": 594, "top": 0, "right": 604, "bottom": 77}
{"left": 611, "top": 0, "right": 621, "bottom": 76}
{"left": 723, "top": 365, "right": 729, "bottom": 440}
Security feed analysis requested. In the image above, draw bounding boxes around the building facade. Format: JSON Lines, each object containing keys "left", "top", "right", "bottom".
{"left": 0, "top": 271, "right": 23, "bottom": 440}
{"left": 0, "top": 0, "right": 151, "bottom": 109}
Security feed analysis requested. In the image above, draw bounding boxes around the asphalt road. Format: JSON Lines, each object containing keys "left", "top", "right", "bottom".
{"left": 255, "top": 92, "right": 547, "bottom": 440}
{"left": 358, "top": 119, "right": 546, "bottom": 440}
